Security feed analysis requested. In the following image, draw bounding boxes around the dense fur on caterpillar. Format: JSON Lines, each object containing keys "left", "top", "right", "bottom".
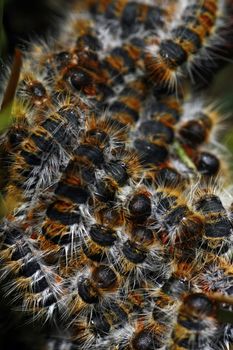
{"left": 0, "top": 1, "right": 233, "bottom": 350}
{"left": 190, "top": 182, "right": 233, "bottom": 259}
{"left": 0, "top": 223, "right": 65, "bottom": 321}
{"left": 169, "top": 292, "right": 233, "bottom": 350}
{"left": 145, "top": 0, "right": 230, "bottom": 92}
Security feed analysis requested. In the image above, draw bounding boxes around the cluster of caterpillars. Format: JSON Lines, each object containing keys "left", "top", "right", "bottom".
{"left": 0, "top": 1, "right": 233, "bottom": 349}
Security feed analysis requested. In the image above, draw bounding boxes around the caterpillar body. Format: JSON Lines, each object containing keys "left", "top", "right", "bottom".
{"left": 0, "top": 0, "right": 233, "bottom": 350}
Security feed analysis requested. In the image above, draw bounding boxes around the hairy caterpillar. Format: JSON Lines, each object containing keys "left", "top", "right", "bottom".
{"left": 145, "top": 0, "right": 230, "bottom": 91}
{"left": 0, "top": 1, "right": 233, "bottom": 350}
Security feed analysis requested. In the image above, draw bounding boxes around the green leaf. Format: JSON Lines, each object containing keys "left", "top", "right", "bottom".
{"left": 0, "top": 192, "right": 6, "bottom": 219}
{"left": 0, "top": 102, "right": 12, "bottom": 131}
{"left": 173, "top": 141, "right": 196, "bottom": 171}
{"left": 217, "top": 307, "right": 233, "bottom": 325}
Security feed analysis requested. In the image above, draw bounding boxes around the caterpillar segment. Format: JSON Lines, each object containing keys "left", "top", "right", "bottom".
{"left": 39, "top": 114, "right": 126, "bottom": 254}
{"left": 145, "top": 0, "right": 227, "bottom": 91}
{"left": 0, "top": 225, "right": 65, "bottom": 319}
{"left": 4, "top": 105, "right": 83, "bottom": 212}
{"left": 86, "top": 0, "right": 169, "bottom": 35}
{"left": 168, "top": 293, "right": 225, "bottom": 350}
{"left": 176, "top": 101, "right": 226, "bottom": 177}
{"left": 107, "top": 79, "right": 147, "bottom": 130}
{"left": 0, "top": 1, "right": 232, "bottom": 349}
{"left": 193, "top": 188, "right": 233, "bottom": 258}
{"left": 132, "top": 90, "right": 186, "bottom": 174}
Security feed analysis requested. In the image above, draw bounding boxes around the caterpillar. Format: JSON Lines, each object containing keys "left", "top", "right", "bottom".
{"left": 0, "top": 223, "right": 64, "bottom": 320}
{"left": 39, "top": 115, "right": 124, "bottom": 253}
{"left": 145, "top": 0, "right": 230, "bottom": 91}
{"left": 0, "top": 0, "right": 233, "bottom": 350}
{"left": 192, "top": 185, "right": 233, "bottom": 258}
{"left": 5, "top": 102, "right": 82, "bottom": 213}
{"left": 169, "top": 292, "right": 232, "bottom": 350}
